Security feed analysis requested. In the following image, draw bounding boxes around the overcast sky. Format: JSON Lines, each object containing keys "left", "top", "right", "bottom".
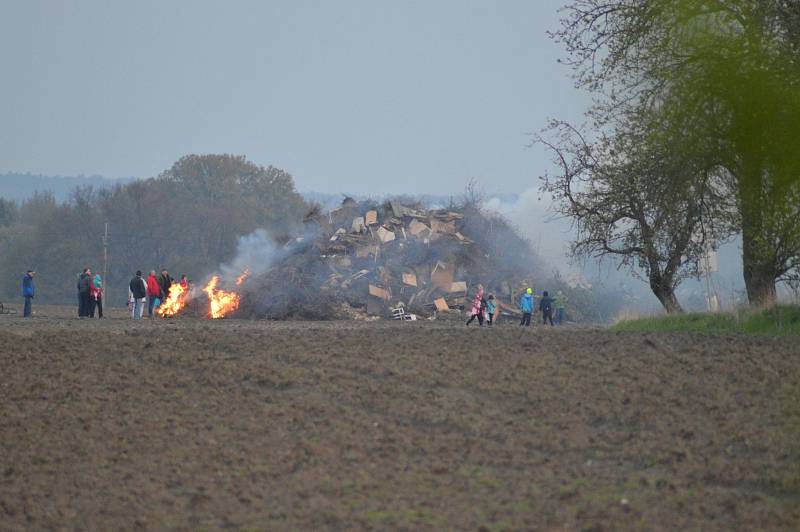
{"left": 0, "top": 0, "right": 585, "bottom": 195}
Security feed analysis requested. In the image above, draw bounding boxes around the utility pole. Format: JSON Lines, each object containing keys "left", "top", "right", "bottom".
{"left": 102, "top": 222, "right": 108, "bottom": 292}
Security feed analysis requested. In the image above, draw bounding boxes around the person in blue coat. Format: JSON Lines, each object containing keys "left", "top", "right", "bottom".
{"left": 21, "top": 270, "right": 35, "bottom": 318}
{"left": 486, "top": 294, "right": 497, "bottom": 326}
{"left": 519, "top": 287, "right": 533, "bottom": 326}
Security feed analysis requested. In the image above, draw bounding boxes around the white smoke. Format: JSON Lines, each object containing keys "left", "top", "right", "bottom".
{"left": 218, "top": 229, "right": 282, "bottom": 283}
{"left": 484, "top": 188, "right": 574, "bottom": 270}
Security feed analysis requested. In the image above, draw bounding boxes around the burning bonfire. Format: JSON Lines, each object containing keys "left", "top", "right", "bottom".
{"left": 204, "top": 276, "right": 242, "bottom": 319}
{"left": 156, "top": 271, "right": 248, "bottom": 319}
{"left": 156, "top": 283, "right": 187, "bottom": 317}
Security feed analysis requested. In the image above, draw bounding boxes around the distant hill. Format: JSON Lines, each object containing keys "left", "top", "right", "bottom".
{"left": 0, "top": 172, "right": 136, "bottom": 203}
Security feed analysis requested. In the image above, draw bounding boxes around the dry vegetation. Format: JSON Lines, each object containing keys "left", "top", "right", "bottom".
{"left": 1, "top": 306, "right": 799, "bottom": 530}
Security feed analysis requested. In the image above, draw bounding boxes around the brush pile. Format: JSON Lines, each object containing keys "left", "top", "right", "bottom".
{"left": 239, "top": 198, "right": 545, "bottom": 320}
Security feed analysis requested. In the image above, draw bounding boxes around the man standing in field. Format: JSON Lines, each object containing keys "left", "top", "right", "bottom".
{"left": 540, "top": 291, "right": 555, "bottom": 326}
{"left": 158, "top": 270, "right": 173, "bottom": 304}
{"left": 129, "top": 270, "right": 147, "bottom": 320}
{"left": 77, "top": 268, "right": 92, "bottom": 318}
{"left": 21, "top": 270, "right": 35, "bottom": 318}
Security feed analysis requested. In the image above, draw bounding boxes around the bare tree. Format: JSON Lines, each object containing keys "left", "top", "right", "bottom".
{"left": 538, "top": 118, "right": 732, "bottom": 313}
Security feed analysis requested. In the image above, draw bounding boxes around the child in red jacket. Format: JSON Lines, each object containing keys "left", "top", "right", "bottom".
{"left": 146, "top": 270, "right": 161, "bottom": 317}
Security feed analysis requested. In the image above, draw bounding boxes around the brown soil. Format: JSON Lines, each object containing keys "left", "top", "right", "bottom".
{"left": 1, "top": 305, "right": 799, "bottom": 530}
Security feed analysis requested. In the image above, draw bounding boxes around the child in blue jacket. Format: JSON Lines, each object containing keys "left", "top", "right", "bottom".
{"left": 486, "top": 294, "right": 497, "bottom": 326}
{"left": 519, "top": 288, "right": 533, "bottom": 326}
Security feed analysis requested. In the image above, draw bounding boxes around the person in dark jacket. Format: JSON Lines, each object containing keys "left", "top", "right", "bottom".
{"left": 129, "top": 270, "right": 147, "bottom": 320}
{"left": 158, "top": 270, "right": 173, "bottom": 302}
{"left": 77, "top": 268, "right": 92, "bottom": 318}
{"left": 540, "top": 290, "right": 555, "bottom": 326}
{"left": 21, "top": 270, "right": 35, "bottom": 318}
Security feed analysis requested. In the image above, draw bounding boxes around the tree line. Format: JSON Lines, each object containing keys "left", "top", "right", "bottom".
{"left": 0, "top": 154, "right": 307, "bottom": 305}
{"left": 540, "top": 0, "right": 800, "bottom": 312}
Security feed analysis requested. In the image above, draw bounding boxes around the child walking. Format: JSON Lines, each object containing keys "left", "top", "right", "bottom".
{"left": 466, "top": 285, "right": 487, "bottom": 326}
{"left": 486, "top": 294, "right": 497, "bottom": 326}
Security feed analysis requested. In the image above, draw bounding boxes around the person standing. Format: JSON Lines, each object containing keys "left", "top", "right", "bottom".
{"left": 466, "top": 285, "right": 487, "bottom": 326}
{"left": 554, "top": 290, "right": 567, "bottom": 325}
{"left": 179, "top": 274, "right": 188, "bottom": 290}
{"left": 146, "top": 270, "right": 160, "bottom": 317}
{"left": 129, "top": 270, "right": 147, "bottom": 320}
{"left": 540, "top": 291, "right": 555, "bottom": 326}
{"left": 158, "top": 270, "right": 173, "bottom": 303}
{"left": 77, "top": 268, "right": 92, "bottom": 318}
{"left": 21, "top": 270, "right": 35, "bottom": 318}
{"left": 519, "top": 288, "right": 533, "bottom": 327}
{"left": 127, "top": 286, "right": 135, "bottom": 318}
{"left": 486, "top": 294, "right": 497, "bottom": 326}
{"left": 89, "top": 274, "right": 104, "bottom": 318}
{"left": 76, "top": 271, "right": 83, "bottom": 316}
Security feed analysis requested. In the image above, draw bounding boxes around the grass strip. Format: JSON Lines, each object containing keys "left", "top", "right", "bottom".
{"left": 612, "top": 305, "right": 800, "bottom": 336}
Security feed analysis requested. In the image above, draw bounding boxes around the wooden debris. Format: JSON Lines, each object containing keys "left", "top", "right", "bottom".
{"left": 368, "top": 284, "right": 391, "bottom": 301}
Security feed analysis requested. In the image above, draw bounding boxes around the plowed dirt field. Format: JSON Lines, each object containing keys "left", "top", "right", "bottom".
{"left": 1, "top": 305, "right": 799, "bottom": 530}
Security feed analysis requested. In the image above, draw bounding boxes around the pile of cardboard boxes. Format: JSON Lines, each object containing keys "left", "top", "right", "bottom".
{"left": 244, "top": 198, "right": 531, "bottom": 320}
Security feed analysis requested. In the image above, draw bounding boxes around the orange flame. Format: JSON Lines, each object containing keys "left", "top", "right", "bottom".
{"left": 235, "top": 268, "right": 250, "bottom": 286}
{"left": 157, "top": 283, "right": 187, "bottom": 317}
{"left": 203, "top": 276, "right": 240, "bottom": 319}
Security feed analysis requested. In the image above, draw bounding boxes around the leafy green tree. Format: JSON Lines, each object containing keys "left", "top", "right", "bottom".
{"left": 0, "top": 192, "right": 86, "bottom": 304}
{"left": 551, "top": 0, "right": 800, "bottom": 305}
{"left": 0, "top": 155, "right": 308, "bottom": 305}
{"left": 0, "top": 198, "right": 18, "bottom": 227}
{"left": 160, "top": 154, "right": 306, "bottom": 232}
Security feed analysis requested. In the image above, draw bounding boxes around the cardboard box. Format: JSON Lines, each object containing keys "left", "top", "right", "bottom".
{"left": 409, "top": 219, "right": 432, "bottom": 236}
{"left": 449, "top": 281, "right": 467, "bottom": 293}
{"left": 376, "top": 227, "right": 396, "bottom": 243}
{"left": 368, "top": 284, "right": 391, "bottom": 301}
{"left": 431, "top": 262, "right": 454, "bottom": 291}
{"left": 351, "top": 217, "right": 366, "bottom": 233}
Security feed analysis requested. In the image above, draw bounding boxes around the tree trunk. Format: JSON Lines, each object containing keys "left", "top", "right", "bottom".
{"left": 649, "top": 275, "right": 683, "bottom": 314}
{"left": 742, "top": 236, "right": 778, "bottom": 306}
{"left": 739, "top": 163, "right": 779, "bottom": 307}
